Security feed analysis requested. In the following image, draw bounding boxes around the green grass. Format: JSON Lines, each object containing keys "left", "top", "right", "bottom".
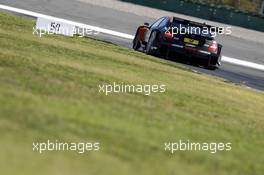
{"left": 195, "top": 0, "right": 261, "bottom": 13}
{"left": 0, "top": 12, "right": 264, "bottom": 175}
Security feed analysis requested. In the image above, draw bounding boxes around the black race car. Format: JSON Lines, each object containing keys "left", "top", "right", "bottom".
{"left": 133, "top": 16, "right": 222, "bottom": 70}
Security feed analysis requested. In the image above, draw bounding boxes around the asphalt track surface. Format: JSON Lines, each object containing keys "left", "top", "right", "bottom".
{"left": 1, "top": 0, "right": 264, "bottom": 91}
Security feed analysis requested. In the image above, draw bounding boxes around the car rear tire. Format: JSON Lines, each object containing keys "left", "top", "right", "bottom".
{"left": 146, "top": 32, "right": 158, "bottom": 55}
{"left": 205, "top": 55, "right": 221, "bottom": 70}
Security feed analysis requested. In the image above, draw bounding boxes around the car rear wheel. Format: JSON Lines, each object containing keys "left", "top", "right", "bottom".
{"left": 146, "top": 32, "right": 158, "bottom": 55}
{"left": 205, "top": 55, "right": 221, "bottom": 70}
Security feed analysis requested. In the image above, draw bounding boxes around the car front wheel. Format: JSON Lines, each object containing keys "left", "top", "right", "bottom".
{"left": 132, "top": 32, "right": 141, "bottom": 50}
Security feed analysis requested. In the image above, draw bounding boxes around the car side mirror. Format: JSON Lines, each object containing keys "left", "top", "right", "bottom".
{"left": 144, "top": 22, "right": 149, "bottom": 26}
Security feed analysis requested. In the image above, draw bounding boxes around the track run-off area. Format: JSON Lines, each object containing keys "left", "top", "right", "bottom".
{"left": 0, "top": 1, "right": 264, "bottom": 90}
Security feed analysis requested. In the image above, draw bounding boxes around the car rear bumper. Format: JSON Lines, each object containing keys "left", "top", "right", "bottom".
{"left": 161, "top": 42, "right": 213, "bottom": 60}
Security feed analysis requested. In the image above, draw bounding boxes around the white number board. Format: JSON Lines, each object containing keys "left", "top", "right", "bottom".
{"left": 36, "top": 17, "right": 75, "bottom": 36}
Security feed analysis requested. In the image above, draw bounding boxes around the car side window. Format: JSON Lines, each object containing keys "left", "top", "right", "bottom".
{"left": 158, "top": 18, "right": 169, "bottom": 28}
{"left": 150, "top": 17, "right": 165, "bottom": 30}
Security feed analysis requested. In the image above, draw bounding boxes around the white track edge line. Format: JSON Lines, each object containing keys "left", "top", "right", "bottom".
{"left": 0, "top": 4, "right": 134, "bottom": 39}
{"left": 1, "top": 4, "right": 264, "bottom": 71}
{"left": 222, "top": 56, "right": 264, "bottom": 71}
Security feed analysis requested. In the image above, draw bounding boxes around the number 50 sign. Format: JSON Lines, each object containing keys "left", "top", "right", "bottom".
{"left": 36, "top": 17, "right": 75, "bottom": 36}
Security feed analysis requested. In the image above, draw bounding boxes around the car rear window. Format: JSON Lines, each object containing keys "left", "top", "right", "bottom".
{"left": 171, "top": 22, "right": 215, "bottom": 38}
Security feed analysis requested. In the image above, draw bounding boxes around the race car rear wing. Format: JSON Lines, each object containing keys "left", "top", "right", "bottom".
{"left": 172, "top": 17, "right": 218, "bottom": 32}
